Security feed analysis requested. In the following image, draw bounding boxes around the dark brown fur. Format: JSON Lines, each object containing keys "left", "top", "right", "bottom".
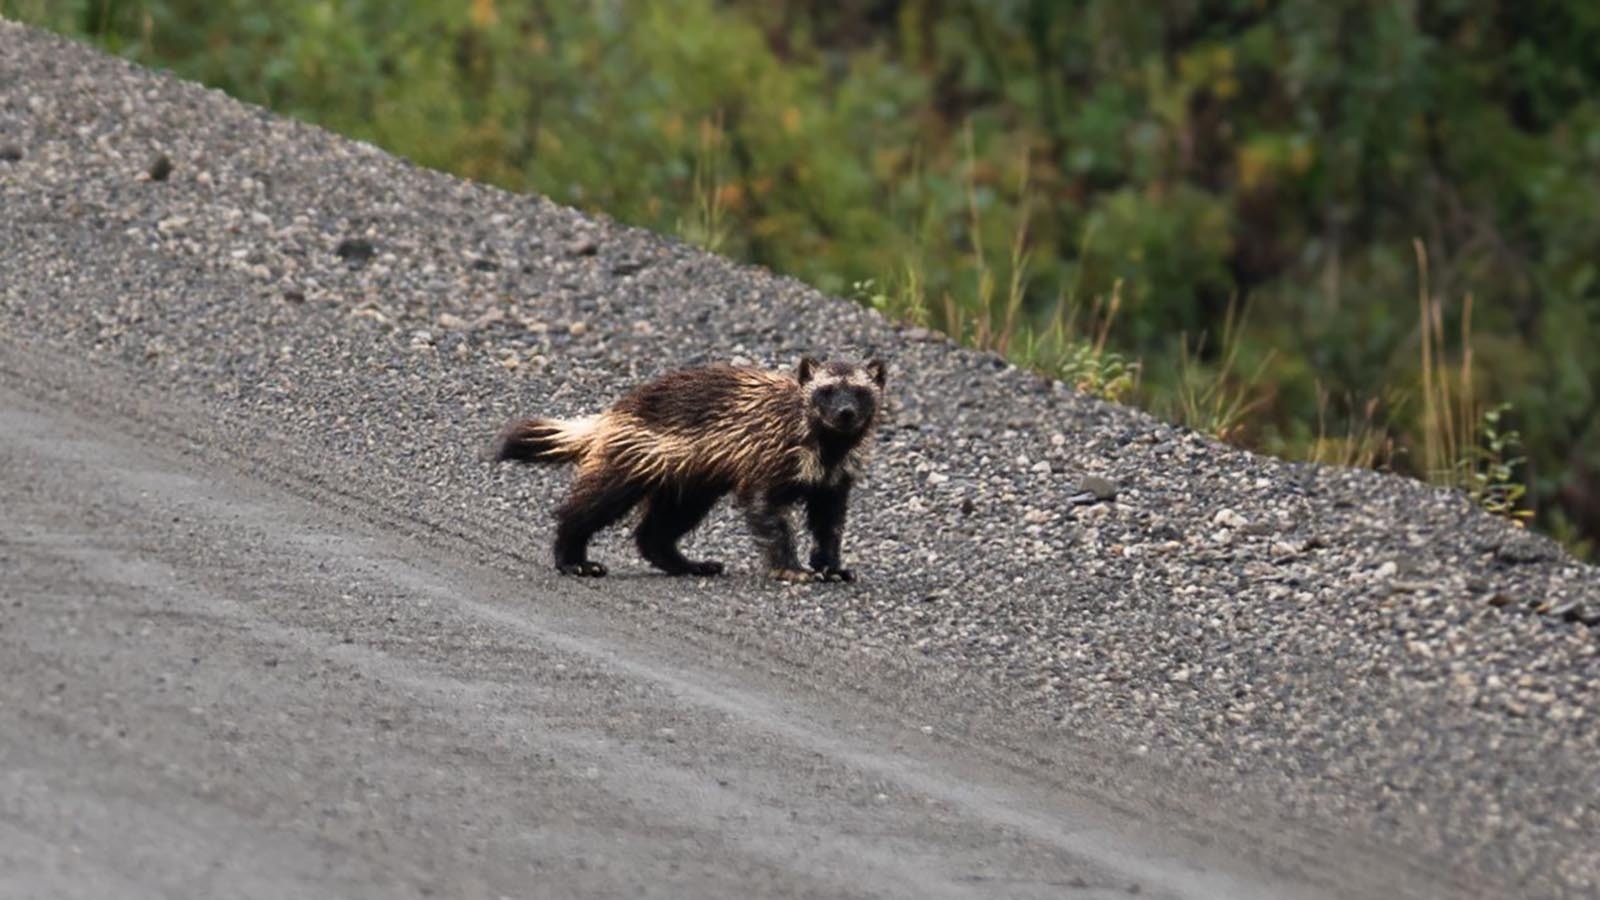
{"left": 494, "top": 357, "right": 886, "bottom": 581}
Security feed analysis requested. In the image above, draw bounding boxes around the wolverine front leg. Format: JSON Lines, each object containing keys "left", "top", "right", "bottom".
{"left": 806, "top": 478, "right": 853, "bottom": 582}
{"left": 742, "top": 491, "right": 810, "bottom": 582}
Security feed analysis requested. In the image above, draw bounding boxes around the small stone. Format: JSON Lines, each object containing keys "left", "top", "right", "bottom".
{"left": 610, "top": 259, "right": 646, "bottom": 276}
{"left": 146, "top": 152, "right": 173, "bottom": 181}
{"left": 1212, "top": 508, "right": 1248, "bottom": 530}
{"left": 1031, "top": 460, "right": 1051, "bottom": 474}
{"left": 472, "top": 307, "right": 506, "bottom": 328}
{"left": 959, "top": 497, "right": 976, "bottom": 516}
{"left": 282, "top": 289, "right": 305, "bottom": 304}
{"left": 1078, "top": 475, "right": 1118, "bottom": 501}
{"left": 567, "top": 321, "right": 588, "bottom": 337}
{"left": 1374, "top": 561, "right": 1399, "bottom": 580}
{"left": 1486, "top": 592, "right": 1515, "bottom": 608}
{"left": 0, "top": 144, "right": 22, "bottom": 162}
{"left": 927, "top": 472, "right": 949, "bottom": 486}
{"left": 566, "top": 237, "right": 598, "bottom": 257}
{"left": 335, "top": 237, "right": 375, "bottom": 266}
{"left": 469, "top": 256, "right": 500, "bottom": 272}
{"left": 437, "top": 312, "right": 468, "bottom": 330}
{"left": 1548, "top": 601, "right": 1587, "bottom": 624}
{"left": 1494, "top": 535, "right": 1554, "bottom": 565}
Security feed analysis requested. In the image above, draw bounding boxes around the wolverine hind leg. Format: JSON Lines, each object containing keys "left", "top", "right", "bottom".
{"left": 636, "top": 487, "right": 724, "bottom": 576}
{"left": 553, "top": 469, "right": 645, "bottom": 576}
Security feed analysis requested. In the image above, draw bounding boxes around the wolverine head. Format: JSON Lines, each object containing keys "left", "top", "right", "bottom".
{"left": 797, "top": 356, "right": 887, "bottom": 437}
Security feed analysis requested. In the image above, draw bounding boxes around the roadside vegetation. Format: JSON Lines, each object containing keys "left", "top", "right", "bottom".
{"left": 8, "top": 0, "right": 1597, "bottom": 556}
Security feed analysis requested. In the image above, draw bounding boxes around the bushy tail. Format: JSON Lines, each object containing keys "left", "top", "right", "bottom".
{"left": 493, "top": 415, "right": 599, "bottom": 465}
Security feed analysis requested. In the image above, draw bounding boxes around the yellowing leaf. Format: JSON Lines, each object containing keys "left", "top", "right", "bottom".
{"left": 716, "top": 182, "right": 744, "bottom": 210}
{"left": 1237, "top": 143, "right": 1270, "bottom": 192}
{"left": 470, "top": 0, "right": 497, "bottom": 28}
{"left": 1289, "top": 140, "right": 1315, "bottom": 175}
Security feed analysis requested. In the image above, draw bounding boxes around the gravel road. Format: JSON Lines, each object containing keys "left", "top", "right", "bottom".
{"left": 3, "top": 19, "right": 1598, "bottom": 898}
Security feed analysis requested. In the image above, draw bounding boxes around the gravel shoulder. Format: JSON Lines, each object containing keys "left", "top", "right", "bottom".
{"left": 3, "top": 19, "right": 1599, "bottom": 898}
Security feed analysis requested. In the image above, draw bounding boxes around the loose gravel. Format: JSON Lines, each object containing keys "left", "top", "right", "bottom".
{"left": 3, "top": 20, "right": 1598, "bottom": 897}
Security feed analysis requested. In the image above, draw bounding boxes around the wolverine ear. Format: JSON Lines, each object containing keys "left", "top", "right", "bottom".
{"left": 797, "top": 355, "right": 821, "bottom": 384}
{"left": 865, "top": 358, "right": 887, "bottom": 388}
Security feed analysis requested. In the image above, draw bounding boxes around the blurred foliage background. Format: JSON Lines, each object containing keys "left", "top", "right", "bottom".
{"left": 8, "top": 0, "right": 1600, "bottom": 556}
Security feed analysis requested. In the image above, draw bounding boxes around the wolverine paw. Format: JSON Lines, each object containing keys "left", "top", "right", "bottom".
{"left": 769, "top": 567, "right": 819, "bottom": 584}
{"left": 813, "top": 566, "right": 855, "bottom": 583}
{"left": 685, "top": 560, "right": 725, "bottom": 577}
{"left": 557, "top": 561, "right": 607, "bottom": 577}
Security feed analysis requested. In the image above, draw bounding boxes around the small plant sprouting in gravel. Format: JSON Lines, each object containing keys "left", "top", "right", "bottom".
{"left": 853, "top": 270, "right": 929, "bottom": 328}
{"left": 1170, "top": 298, "right": 1274, "bottom": 443}
{"left": 676, "top": 115, "right": 730, "bottom": 254}
{"left": 1413, "top": 242, "right": 1532, "bottom": 523}
{"left": 855, "top": 264, "right": 1139, "bottom": 404}
{"left": 1309, "top": 384, "right": 1398, "bottom": 471}
{"left": 1014, "top": 280, "right": 1139, "bottom": 403}
{"left": 1464, "top": 404, "right": 1533, "bottom": 524}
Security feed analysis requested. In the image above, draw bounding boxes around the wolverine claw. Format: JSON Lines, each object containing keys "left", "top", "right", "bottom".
{"left": 686, "top": 560, "right": 725, "bottom": 577}
{"left": 814, "top": 567, "right": 854, "bottom": 583}
{"left": 557, "top": 561, "right": 607, "bottom": 577}
{"left": 770, "top": 567, "right": 819, "bottom": 583}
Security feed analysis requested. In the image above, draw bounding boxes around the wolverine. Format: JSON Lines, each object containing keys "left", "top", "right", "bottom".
{"left": 494, "top": 357, "right": 887, "bottom": 582}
